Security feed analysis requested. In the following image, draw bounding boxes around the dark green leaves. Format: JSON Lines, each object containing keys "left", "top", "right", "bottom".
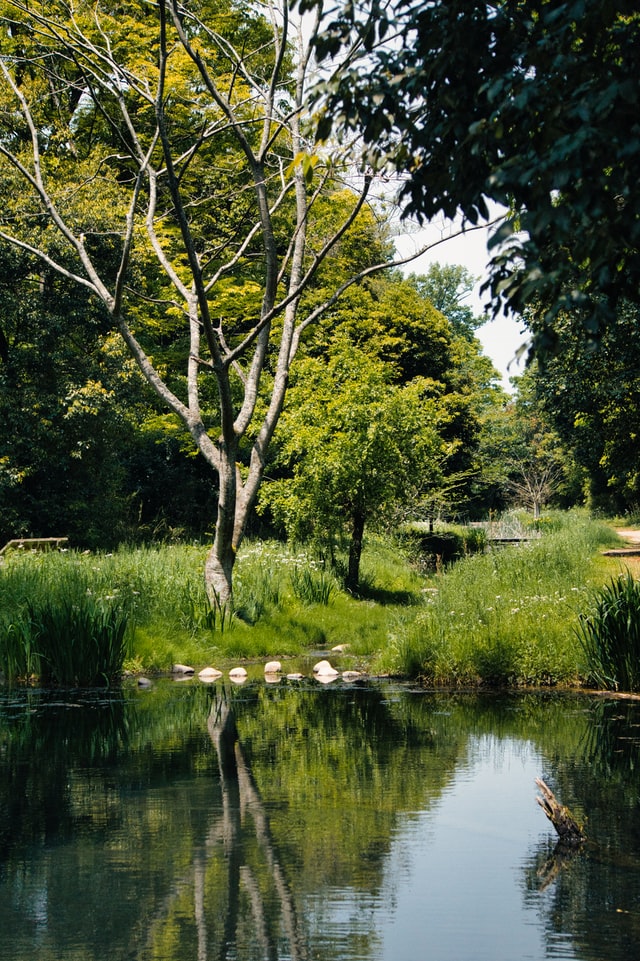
{"left": 303, "top": 0, "right": 640, "bottom": 350}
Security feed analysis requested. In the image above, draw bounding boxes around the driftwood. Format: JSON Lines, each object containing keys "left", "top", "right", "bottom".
{"left": 535, "top": 777, "right": 586, "bottom": 846}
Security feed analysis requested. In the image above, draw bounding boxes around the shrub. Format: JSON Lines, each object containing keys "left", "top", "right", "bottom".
{"left": 576, "top": 570, "right": 640, "bottom": 692}
{"left": 402, "top": 522, "right": 487, "bottom": 571}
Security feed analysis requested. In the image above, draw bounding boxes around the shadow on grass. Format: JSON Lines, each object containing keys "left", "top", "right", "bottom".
{"left": 351, "top": 584, "right": 423, "bottom": 606}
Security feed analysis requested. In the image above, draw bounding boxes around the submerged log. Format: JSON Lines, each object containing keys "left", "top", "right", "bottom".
{"left": 535, "top": 777, "right": 586, "bottom": 846}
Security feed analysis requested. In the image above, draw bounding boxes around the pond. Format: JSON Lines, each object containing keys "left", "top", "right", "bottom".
{"left": 1, "top": 677, "right": 640, "bottom": 961}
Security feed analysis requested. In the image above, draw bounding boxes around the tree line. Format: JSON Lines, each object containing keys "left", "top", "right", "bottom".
{"left": 0, "top": 0, "right": 638, "bottom": 599}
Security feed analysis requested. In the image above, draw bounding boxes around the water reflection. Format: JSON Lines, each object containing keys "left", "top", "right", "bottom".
{"left": 1, "top": 683, "right": 640, "bottom": 960}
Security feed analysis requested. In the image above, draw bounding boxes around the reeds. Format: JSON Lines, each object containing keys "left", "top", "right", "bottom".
{"left": 0, "top": 553, "right": 131, "bottom": 684}
{"left": 576, "top": 570, "right": 640, "bottom": 691}
{"left": 290, "top": 566, "right": 336, "bottom": 605}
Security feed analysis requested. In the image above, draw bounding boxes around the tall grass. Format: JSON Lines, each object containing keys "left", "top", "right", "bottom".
{"left": 1, "top": 513, "right": 622, "bottom": 687}
{"left": 576, "top": 570, "right": 640, "bottom": 691}
{"left": 0, "top": 536, "right": 426, "bottom": 680}
{"left": 0, "top": 554, "right": 131, "bottom": 684}
{"left": 0, "top": 545, "right": 226, "bottom": 681}
{"left": 378, "top": 512, "right": 621, "bottom": 686}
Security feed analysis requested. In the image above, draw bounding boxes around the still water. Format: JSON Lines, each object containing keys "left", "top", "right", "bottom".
{"left": 1, "top": 678, "right": 640, "bottom": 961}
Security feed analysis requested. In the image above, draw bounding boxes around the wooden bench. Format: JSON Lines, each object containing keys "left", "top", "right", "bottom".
{"left": 0, "top": 537, "right": 69, "bottom": 556}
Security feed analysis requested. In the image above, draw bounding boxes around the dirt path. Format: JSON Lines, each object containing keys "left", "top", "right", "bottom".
{"left": 616, "top": 529, "right": 640, "bottom": 545}
{"left": 604, "top": 531, "right": 640, "bottom": 573}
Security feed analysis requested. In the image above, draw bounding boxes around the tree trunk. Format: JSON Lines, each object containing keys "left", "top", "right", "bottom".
{"left": 346, "top": 510, "right": 366, "bottom": 594}
{"left": 204, "top": 441, "right": 238, "bottom": 609}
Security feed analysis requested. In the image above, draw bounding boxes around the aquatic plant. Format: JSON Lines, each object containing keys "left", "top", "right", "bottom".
{"left": 0, "top": 555, "right": 131, "bottom": 685}
{"left": 576, "top": 570, "right": 640, "bottom": 692}
{"left": 289, "top": 565, "right": 336, "bottom": 606}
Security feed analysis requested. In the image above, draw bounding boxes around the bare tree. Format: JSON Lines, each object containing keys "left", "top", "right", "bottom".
{"left": 0, "top": 0, "right": 475, "bottom": 605}
{"left": 504, "top": 458, "right": 564, "bottom": 519}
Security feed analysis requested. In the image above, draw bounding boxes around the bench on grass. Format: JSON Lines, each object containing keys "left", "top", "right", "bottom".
{"left": 0, "top": 537, "right": 69, "bottom": 557}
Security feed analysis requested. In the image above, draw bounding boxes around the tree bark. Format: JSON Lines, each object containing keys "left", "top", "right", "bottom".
{"left": 535, "top": 778, "right": 586, "bottom": 846}
{"left": 204, "top": 441, "right": 239, "bottom": 609}
{"left": 346, "top": 509, "right": 366, "bottom": 593}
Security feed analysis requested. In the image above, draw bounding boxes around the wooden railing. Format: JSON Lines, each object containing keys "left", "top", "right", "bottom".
{"left": 0, "top": 537, "right": 69, "bottom": 556}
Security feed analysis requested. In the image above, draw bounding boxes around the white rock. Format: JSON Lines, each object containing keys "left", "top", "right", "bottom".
{"left": 313, "top": 659, "right": 339, "bottom": 676}
{"left": 314, "top": 672, "right": 338, "bottom": 684}
{"left": 172, "top": 663, "right": 195, "bottom": 675}
{"left": 229, "top": 667, "right": 248, "bottom": 679}
{"left": 331, "top": 644, "right": 350, "bottom": 653}
{"left": 286, "top": 673, "right": 305, "bottom": 680}
{"left": 264, "top": 660, "right": 282, "bottom": 674}
{"left": 199, "top": 667, "right": 223, "bottom": 682}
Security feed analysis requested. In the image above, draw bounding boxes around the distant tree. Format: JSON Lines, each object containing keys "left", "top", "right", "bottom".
{"left": 529, "top": 302, "right": 640, "bottom": 514}
{"left": 302, "top": 0, "right": 640, "bottom": 351}
{"left": 409, "top": 263, "right": 483, "bottom": 341}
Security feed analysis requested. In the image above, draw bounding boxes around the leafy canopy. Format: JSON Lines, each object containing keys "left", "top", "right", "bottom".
{"left": 302, "top": 0, "right": 640, "bottom": 349}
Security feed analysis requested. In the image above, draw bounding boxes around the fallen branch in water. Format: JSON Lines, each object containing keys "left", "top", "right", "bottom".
{"left": 535, "top": 778, "right": 586, "bottom": 846}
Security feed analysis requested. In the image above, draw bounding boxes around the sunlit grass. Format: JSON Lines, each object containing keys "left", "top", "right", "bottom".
{"left": 0, "top": 513, "right": 628, "bottom": 686}
{"left": 376, "top": 512, "right": 622, "bottom": 686}
{"left": 0, "top": 536, "right": 423, "bottom": 681}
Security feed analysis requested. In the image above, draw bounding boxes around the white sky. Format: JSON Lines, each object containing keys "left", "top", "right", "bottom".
{"left": 394, "top": 215, "right": 529, "bottom": 393}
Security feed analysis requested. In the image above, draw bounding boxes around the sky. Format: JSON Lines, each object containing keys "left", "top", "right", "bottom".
{"left": 394, "top": 215, "right": 528, "bottom": 393}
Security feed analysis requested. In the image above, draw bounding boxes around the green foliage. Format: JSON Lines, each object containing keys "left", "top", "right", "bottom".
{"left": 0, "top": 248, "right": 218, "bottom": 548}
{"left": 576, "top": 571, "right": 640, "bottom": 692}
{"left": 260, "top": 339, "right": 444, "bottom": 589}
{"left": 528, "top": 301, "right": 640, "bottom": 514}
{"left": 409, "top": 263, "right": 484, "bottom": 341}
{"left": 307, "top": 0, "right": 640, "bottom": 345}
{"left": 402, "top": 522, "right": 487, "bottom": 570}
{"left": 470, "top": 371, "right": 582, "bottom": 517}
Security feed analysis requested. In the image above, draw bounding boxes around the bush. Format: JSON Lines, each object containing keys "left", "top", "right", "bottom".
{"left": 403, "top": 522, "right": 487, "bottom": 571}
{"left": 576, "top": 570, "right": 640, "bottom": 692}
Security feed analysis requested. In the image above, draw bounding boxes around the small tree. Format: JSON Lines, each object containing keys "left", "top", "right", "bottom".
{"left": 504, "top": 458, "right": 563, "bottom": 520}
{"left": 260, "top": 341, "right": 443, "bottom": 591}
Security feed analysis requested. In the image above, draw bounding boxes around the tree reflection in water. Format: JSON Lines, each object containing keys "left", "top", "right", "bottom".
{"left": 205, "top": 689, "right": 308, "bottom": 961}
{"left": 3, "top": 685, "right": 640, "bottom": 961}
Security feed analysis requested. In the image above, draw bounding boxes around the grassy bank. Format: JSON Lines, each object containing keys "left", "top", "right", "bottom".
{"left": 0, "top": 538, "right": 424, "bottom": 682}
{"left": 0, "top": 511, "right": 629, "bottom": 686}
{"left": 379, "top": 512, "right": 622, "bottom": 685}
